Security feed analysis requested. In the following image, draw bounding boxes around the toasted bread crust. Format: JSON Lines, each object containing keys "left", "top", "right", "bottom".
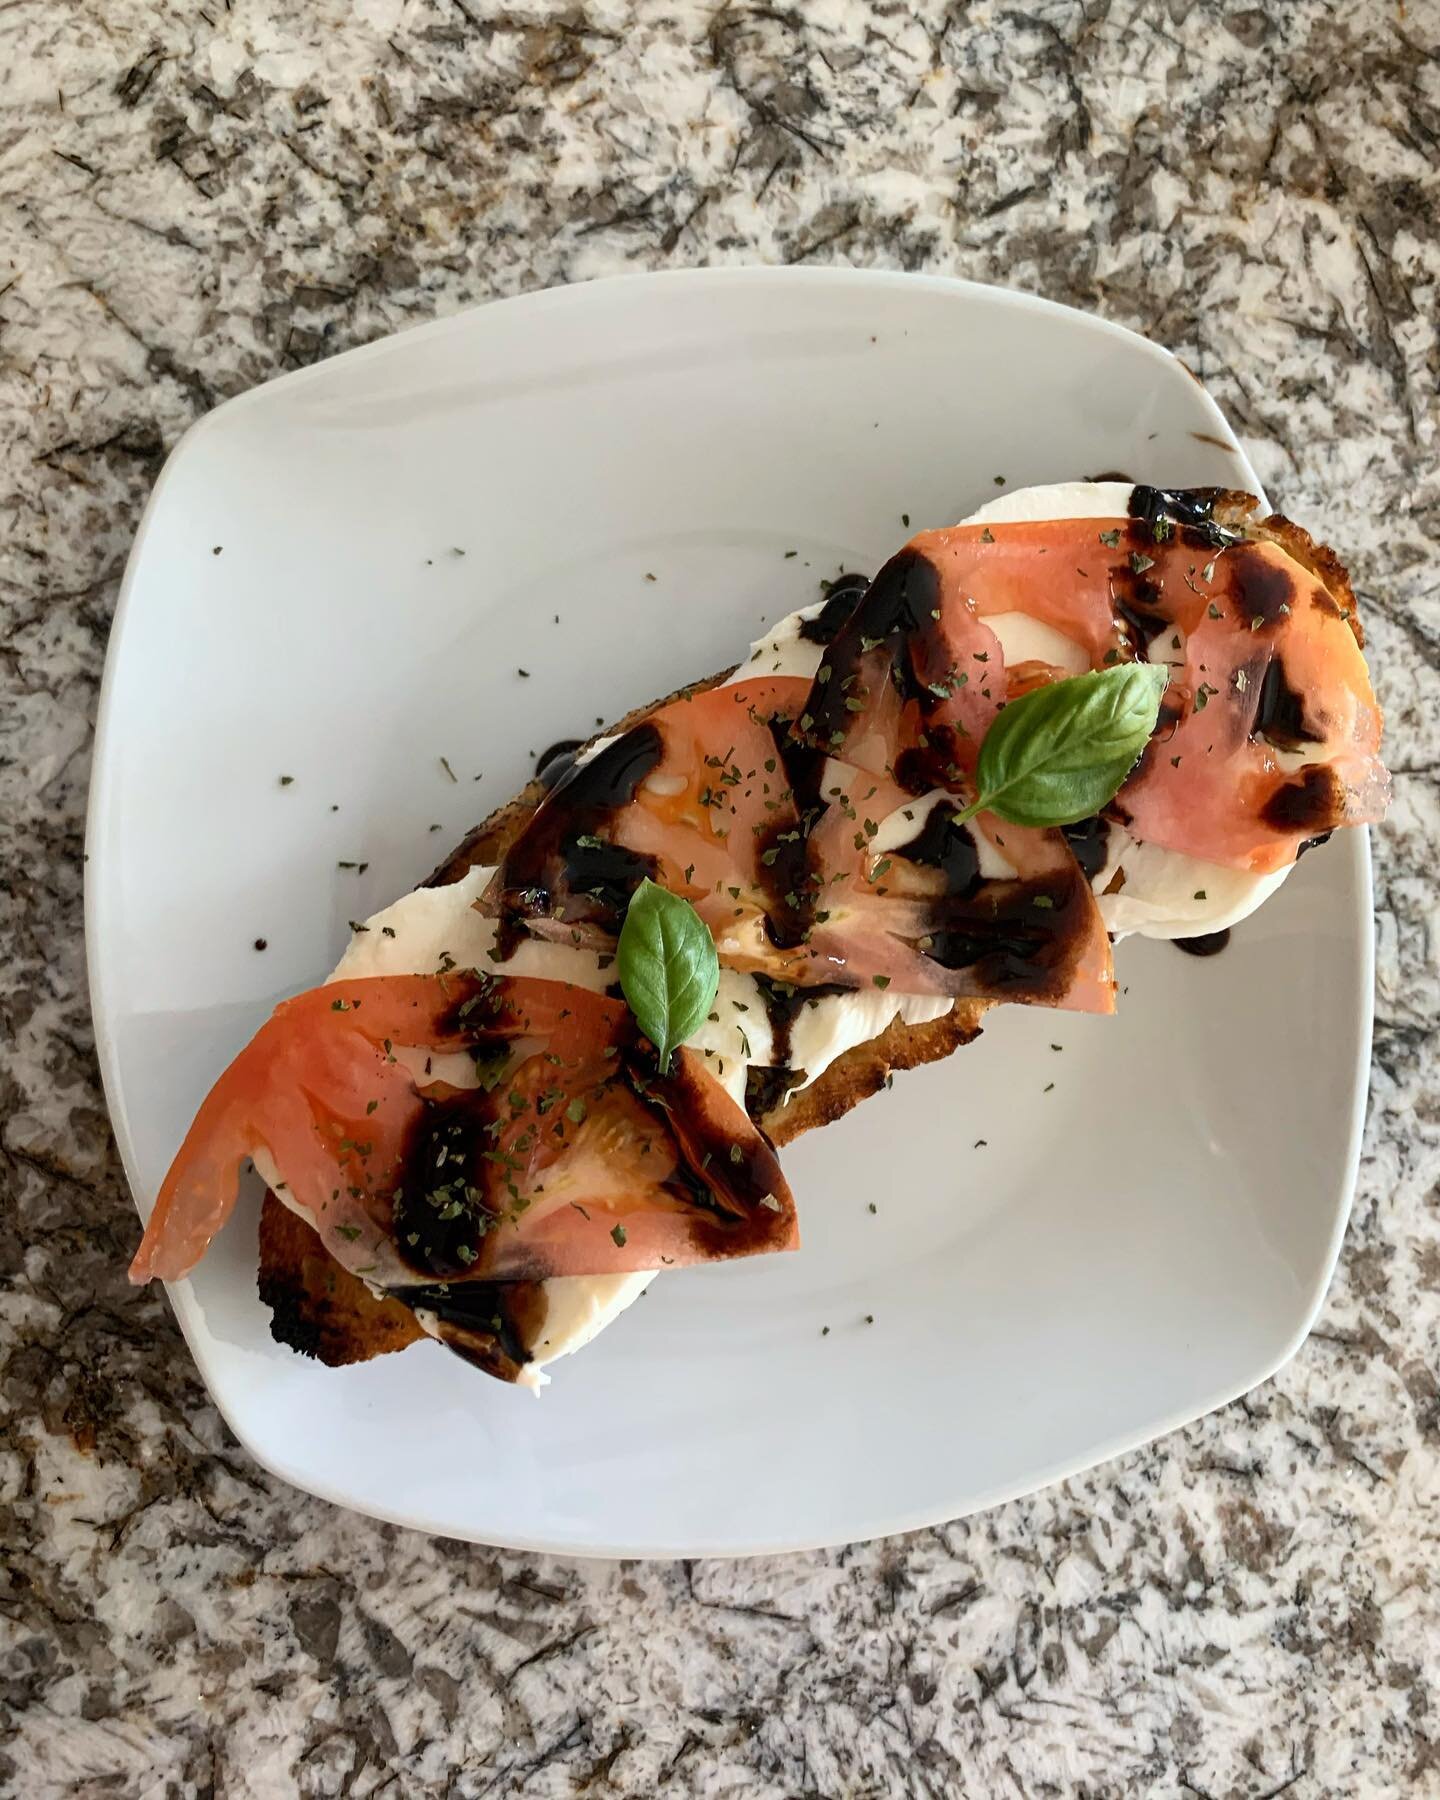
{"left": 1211, "top": 492, "right": 1363, "bottom": 644}
{"left": 259, "top": 1193, "right": 424, "bottom": 1364}
{"left": 257, "top": 663, "right": 991, "bottom": 1366}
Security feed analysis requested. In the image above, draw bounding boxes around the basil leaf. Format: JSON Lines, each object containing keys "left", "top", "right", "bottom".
{"left": 617, "top": 879, "right": 719, "bottom": 1074}
{"left": 959, "top": 663, "right": 1168, "bottom": 829}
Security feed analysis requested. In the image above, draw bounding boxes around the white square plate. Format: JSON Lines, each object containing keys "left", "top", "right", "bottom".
{"left": 87, "top": 269, "right": 1373, "bottom": 1556}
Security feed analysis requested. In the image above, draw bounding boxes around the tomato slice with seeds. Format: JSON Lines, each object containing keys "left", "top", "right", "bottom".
{"left": 129, "top": 973, "right": 796, "bottom": 1288}
{"left": 484, "top": 501, "right": 1383, "bottom": 1003}
{"left": 490, "top": 676, "right": 814, "bottom": 958}
{"left": 909, "top": 518, "right": 1387, "bottom": 873}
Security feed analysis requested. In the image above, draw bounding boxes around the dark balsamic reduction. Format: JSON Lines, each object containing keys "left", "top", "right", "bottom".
{"left": 1253, "top": 658, "right": 1319, "bottom": 750}
{"left": 802, "top": 548, "right": 947, "bottom": 750}
{"left": 535, "top": 737, "right": 585, "bottom": 788}
{"left": 744, "top": 1064, "right": 803, "bottom": 1122}
{"left": 892, "top": 802, "right": 984, "bottom": 895}
{"left": 388, "top": 1277, "right": 547, "bottom": 1381}
{"left": 884, "top": 804, "right": 1091, "bottom": 1000}
{"left": 1175, "top": 929, "right": 1230, "bottom": 958}
{"left": 752, "top": 717, "right": 829, "bottom": 951}
{"left": 1232, "top": 552, "right": 1298, "bottom": 630}
{"left": 1261, "top": 763, "right": 1346, "bottom": 834}
{"left": 798, "top": 573, "right": 871, "bottom": 646}
{"left": 392, "top": 1094, "right": 498, "bottom": 1280}
{"left": 1110, "top": 573, "right": 1172, "bottom": 659}
{"left": 745, "top": 972, "right": 879, "bottom": 1125}
{"left": 1061, "top": 815, "right": 1112, "bottom": 883}
{"left": 492, "top": 723, "right": 664, "bottom": 952}
{"left": 919, "top": 882, "right": 1080, "bottom": 989}
{"left": 753, "top": 974, "right": 857, "bottom": 1072}
{"left": 1127, "top": 485, "right": 1239, "bottom": 550}
{"left": 624, "top": 1047, "right": 795, "bottom": 1261}
{"left": 1124, "top": 486, "right": 1346, "bottom": 852}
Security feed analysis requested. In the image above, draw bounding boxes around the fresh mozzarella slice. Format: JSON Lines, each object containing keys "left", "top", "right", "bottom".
{"left": 1088, "top": 831, "right": 1290, "bottom": 940}
{"left": 984, "top": 612, "right": 1090, "bottom": 678}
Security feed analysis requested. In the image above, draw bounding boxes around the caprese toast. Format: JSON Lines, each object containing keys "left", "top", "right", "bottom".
{"left": 128, "top": 482, "right": 1388, "bottom": 1387}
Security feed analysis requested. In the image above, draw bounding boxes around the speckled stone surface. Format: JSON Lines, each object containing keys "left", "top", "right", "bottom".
{"left": 3, "top": 2, "right": 1438, "bottom": 1794}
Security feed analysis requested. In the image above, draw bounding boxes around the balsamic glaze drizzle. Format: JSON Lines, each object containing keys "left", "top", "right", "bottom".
{"left": 1127, "top": 484, "right": 1240, "bottom": 550}
{"left": 493, "top": 724, "right": 664, "bottom": 951}
{"left": 388, "top": 1278, "right": 547, "bottom": 1381}
{"left": 483, "top": 486, "right": 1340, "bottom": 1117}
{"left": 797, "top": 573, "right": 871, "bottom": 646}
{"left": 535, "top": 737, "right": 585, "bottom": 789}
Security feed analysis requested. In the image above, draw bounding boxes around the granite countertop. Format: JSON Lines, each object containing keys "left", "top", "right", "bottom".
{"left": 3, "top": 1, "right": 1438, "bottom": 1793}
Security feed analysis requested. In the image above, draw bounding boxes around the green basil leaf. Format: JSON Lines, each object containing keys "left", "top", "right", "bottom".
{"left": 960, "top": 663, "right": 1168, "bottom": 829}
{"left": 617, "top": 879, "right": 719, "bottom": 1074}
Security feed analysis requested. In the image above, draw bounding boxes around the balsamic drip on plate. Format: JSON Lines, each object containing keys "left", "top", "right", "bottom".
{"left": 1174, "top": 928, "right": 1230, "bottom": 958}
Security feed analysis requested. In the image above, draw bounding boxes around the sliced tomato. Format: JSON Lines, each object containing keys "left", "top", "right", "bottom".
{"left": 487, "top": 627, "right": 1112, "bottom": 1007}
{"left": 1110, "top": 539, "right": 1387, "bottom": 871}
{"left": 906, "top": 516, "right": 1386, "bottom": 873}
{"left": 129, "top": 973, "right": 797, "bottom": 1288}
{"left": 912, "top": 520, "right": 1125, "bottom": 668}
{"left": 488, "top": 675, "right": 814, "bottom": 959}
{"left": 484, "top": 504, "right": 1381, "bottom": 1004}
{"left": 795, "top": 544, "right": 1005, "bottom": 783}
{"left": 797, "top": 776, "right": 1115, "bottom": 1011}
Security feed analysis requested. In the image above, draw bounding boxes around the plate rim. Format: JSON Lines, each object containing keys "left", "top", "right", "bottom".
{"left": 85, "top": 266, "right": 1374, "bottom": 1557}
